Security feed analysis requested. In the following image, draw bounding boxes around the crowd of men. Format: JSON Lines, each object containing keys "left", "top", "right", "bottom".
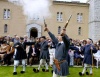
{"left": 0, "top": 29, "right": 100, "bottom": 76}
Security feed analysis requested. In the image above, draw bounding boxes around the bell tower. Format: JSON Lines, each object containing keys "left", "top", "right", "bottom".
{"left": 89, "top": 0, "right": 100, "bottom": 42}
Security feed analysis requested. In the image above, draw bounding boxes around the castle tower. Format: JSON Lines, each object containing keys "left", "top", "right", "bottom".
{"left": 89, "top": 0, "right": 100, "bottom": 42}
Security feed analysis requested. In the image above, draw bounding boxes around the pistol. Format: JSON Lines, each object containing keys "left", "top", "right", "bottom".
{"left": 43, "top": 17, "right": 47, "bottom": 27}
{"left": 64, "top": 15, "right": 72, "bottom": 28}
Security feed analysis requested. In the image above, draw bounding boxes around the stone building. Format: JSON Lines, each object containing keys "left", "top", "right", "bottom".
{"left": 0, "top": 0, "right": 89, "bottom": 40}
{"left": 89, "top": 0, "right": 100, "bottom": 42}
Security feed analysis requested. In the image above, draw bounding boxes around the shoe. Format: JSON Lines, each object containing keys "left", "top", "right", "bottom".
{"left": 13, "top": 72, "right": 17, "bottom": 75}
{"left": 36, "top": 69, "right": 39, "bottom": 72}
{"left": 42, "top": 69, "right": 45, "bottom": 72}
{"left": 45, "top": 69, "right": 49, "bottom": 72}
{"left": 86, "top": 72, "right": 89, "bottom": 75}
{"left": 79, "top": 72, "right": 84, "bottom": 76}
{"left": 33, "top": 68, "right": 39, "bottom": 73}
{"left": 33, "top": 68, "right": 36, "bottom": 72}
{"left": 20, "top": 71, "right": 25, "bottom": 74}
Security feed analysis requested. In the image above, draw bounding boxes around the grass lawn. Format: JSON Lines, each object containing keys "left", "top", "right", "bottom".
{"left": 0, "top": 66, "right": 100, "bottom": 77}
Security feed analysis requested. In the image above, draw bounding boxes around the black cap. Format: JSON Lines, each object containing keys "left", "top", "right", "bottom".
{"left": 20, "top": 37, "right": 24, "bottom": 40}
{"left": 40, "top": 36, "right": 46, "bottom": 39}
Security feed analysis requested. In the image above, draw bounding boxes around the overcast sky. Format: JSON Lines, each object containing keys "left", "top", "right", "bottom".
{"left": 57, "top": 0, "right": 87, "bottom": 3}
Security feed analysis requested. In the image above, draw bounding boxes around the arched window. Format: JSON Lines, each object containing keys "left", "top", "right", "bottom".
{"left": 57, "top": 12, "right": 59, "bottom": 21}
{"left": 7, "top": 9, "right": 11, "bottom": 19}
{"left": 3, "top": 9, "right": 11, "bottom": 19}
{"left": 57, "top": 12, "right": 63, "bottom": 21}
{"left": 77, "top": 13, "right": 83, "bottom": 23}
{"left": 3, "top": 9, "right": 7, "bottom": 19}
{"left": 78, "top": 27, "right": 81, "bottom": 35}
{"left": 58, "top": 26, "right": 61, "bottom": 34}
{"left": 60, "top": 12, "right": 63, "bottom": 21}
{"left": 4, "top": 24, "right": 8, "bottom": 33}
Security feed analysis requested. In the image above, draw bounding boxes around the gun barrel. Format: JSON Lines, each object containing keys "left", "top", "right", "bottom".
{"left": 43, "top": 17, "right": 47, "bottom": 27}
{"left": 64, "top": 15, "right": 72, "bottom": 28}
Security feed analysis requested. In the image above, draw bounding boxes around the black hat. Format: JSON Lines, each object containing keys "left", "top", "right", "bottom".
{"left": 20, "top": 37, "right": 24, "bottom": 40}
{"left": 40, "top": 36, "right": 46, "bottom": 39}
{"left": 88, "top": 38, "right": 93, "bottom": 43}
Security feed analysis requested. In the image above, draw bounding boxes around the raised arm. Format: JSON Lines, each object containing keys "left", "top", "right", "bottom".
{"left": 44, "top": 27, "right": 58, "bottom": 45}
{"left": 61, "top": 29, "right": 70, "bottom": 50}
{"left": 48, "top": 32, "right": 58, "bottom": 44}
{"left": 62, "top": 34, "right": 70, "bottom": 50}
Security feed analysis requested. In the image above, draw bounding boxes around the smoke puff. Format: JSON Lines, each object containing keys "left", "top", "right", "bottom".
{"left": 8, "top": 0, "right": 51, "bottom": 21}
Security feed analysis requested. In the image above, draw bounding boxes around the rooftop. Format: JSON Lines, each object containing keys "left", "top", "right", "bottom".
{"left": 53, "top": 0, "right": 89, "bottom": 6}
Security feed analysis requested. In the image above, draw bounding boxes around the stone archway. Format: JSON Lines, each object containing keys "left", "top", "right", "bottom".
{"left": 26, "top": 23, "right": 42, "bottom": 38}
{"left": 30, "top": 27, "right": 38, "bottom": 38}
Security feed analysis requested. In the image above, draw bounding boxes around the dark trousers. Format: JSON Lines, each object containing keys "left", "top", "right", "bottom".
{"left": 4, "top": 53, "right": 13, "bottom": 65}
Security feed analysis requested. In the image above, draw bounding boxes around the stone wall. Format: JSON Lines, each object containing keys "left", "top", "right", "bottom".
{"left": 89, "top": 0, "right": 100, "bottom": 42}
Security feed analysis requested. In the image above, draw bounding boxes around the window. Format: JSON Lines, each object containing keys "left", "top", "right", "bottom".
{"left": 78, "top": 27, "right": 81, "bottom": 35}
{"left": 77, "top": 13, "right": 83, "bottom": 23}
{"left": 58, "top": 26, "right": 61, "bottom": 34}
{"left": 7, "top": 9, "right": 11, "bottom": 19}
{"left": 57, "top": 12, "right": 63, "bottom": 22}
{"left": 3, "top": 9, "right": 11, "bottom": 19}
{"left": 4, "top": 24, "right": 8, "bottom": 33}
{"left": 4, "top": 9, "right": 7, "bottom": 19}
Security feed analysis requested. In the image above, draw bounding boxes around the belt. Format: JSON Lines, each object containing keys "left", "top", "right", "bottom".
{"left": 54, "top": 59, "right": 66, "bottom": 71}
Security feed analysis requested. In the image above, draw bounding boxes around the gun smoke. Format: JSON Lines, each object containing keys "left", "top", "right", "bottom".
{"left": 8, "top": 0, "right": 51, "bottom": 22}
